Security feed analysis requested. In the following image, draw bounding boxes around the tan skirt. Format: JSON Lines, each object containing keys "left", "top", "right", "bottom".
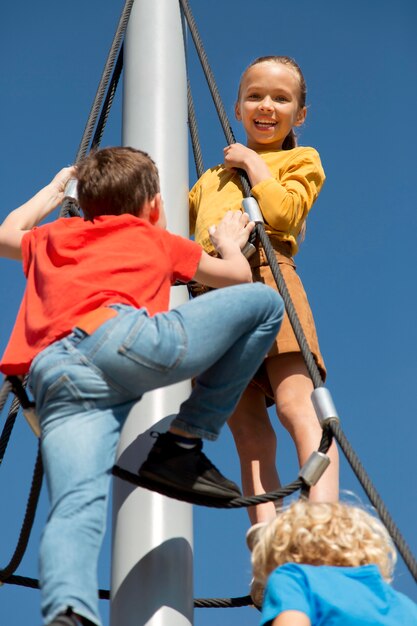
{"left": 188, "top": 235, "right": 326, "bottom": 405}
{"left": 249, "top": 235, "right": 326, "bottom": 403}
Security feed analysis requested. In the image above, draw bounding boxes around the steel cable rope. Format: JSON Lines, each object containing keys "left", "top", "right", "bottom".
{"left": 0, "top": 395, "right": 20, "bottom": 466}
{"left": 0, "top": 378, "right": 19, "bottom": 466}
{"left": 179, "top": 0, "right": 417, "bottom": 582}
{"left": 4, "top": 574, "right": 255, "bottom": 609}
{"left": 1, "top": 0, "right": 415, "bottom": 612}
{"left": 0, "top": 376, "right": 35, "bottom": 464}
{"left": 329, "top": 421, "right": 417, "bottom": 580}
{"left": 187, "top": 79, "right": 205, "bottom": 179}
{"left": 90, "top": 45, "right": 124, "bottom": 152}
{"left": 0, "top": 342, "right": 330, "bottom": 601}
{"left": 113, "top": 467, "right": 304, "bottom": 509}
{"left": 0, "top": 378, "right": 12, "bottom": 415}
{"left": 60, "top": 0, "right": 134, "bottom": 218}
{"left": 0, "top": 376, "right": 44, "bottom": 583}
{"left": 113, "top": 426, "right": 333, "bottom": 509}
{"left": 0, "top": 444, "right": 43, "bottom": 583}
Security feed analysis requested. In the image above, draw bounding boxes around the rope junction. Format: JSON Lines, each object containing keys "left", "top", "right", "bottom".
{"left": 1, "top": 0, "right": 416, "bottom": 613}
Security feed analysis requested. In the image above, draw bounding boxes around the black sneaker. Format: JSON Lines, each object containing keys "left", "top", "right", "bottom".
{"left": 138, "top": 432, "right": 242, "bottom": 501}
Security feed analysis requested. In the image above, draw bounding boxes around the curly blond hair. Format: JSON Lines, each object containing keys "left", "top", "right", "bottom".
{"left": 251, "top": 500, "right": 396, "bottom": 595}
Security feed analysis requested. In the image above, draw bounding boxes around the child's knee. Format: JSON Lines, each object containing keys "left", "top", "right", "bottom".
{"left": 252, "top": 283, "right": 284, "bottom": 324}
{"left": 229, "top": 410, "right": 277, "bottom": 450}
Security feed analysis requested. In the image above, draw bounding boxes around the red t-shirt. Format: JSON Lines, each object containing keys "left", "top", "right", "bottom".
{"left": 0, "top": 214, "right": 202, "bottom": 375}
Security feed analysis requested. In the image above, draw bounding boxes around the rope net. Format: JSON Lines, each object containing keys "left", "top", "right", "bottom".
{"left": 1, "top": 0, "right": 416, "bottom": 613}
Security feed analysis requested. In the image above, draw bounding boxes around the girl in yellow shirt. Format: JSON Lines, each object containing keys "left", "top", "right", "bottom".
{"left": 189, "top": 56, "right": 339, "bottom": 524}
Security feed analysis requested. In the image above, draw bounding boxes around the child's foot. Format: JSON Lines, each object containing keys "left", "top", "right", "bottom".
{"left": 138, "top": 432, "right": 242, "bottom": 500}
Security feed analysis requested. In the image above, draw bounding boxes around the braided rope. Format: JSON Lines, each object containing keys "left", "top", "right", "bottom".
{"left": 112, "top": 427, "right": 332, "bottom": 508}
{"left": 0, "top": 444, "right": 43, "bottom": 582}
{"left": 329, "top": 421, "right": 417, "bottom": 580}
{"left": 60, "top": 0, "right": 134, "bottom": 217}
{"left": 187, "top": 80, "right": 205, "bottom": 179}
{"left": 113, "top": 465, "right": 304, "bottom": 509}
{"left": 0, "top": 378, "right": 12, "bottom": 414}
{"left": 1, "top": 2, "right": 416, "bottom": 614}
{"left": 73, "top": 0, "right": 133, "bottom": 164}
{"left": 0, "top": 395, "right": 20, "bottom": 466}
{"left": 256, "top": 228, "right": 323, "bottom": 387}
{"left": 90, "top": 45, "right": 124, "bottom": 152}
{"left": 3, "top": 574, "right": 256, "bottom": 608}
{"left": 194, "top": 595, "right": 254, "bottom": 609}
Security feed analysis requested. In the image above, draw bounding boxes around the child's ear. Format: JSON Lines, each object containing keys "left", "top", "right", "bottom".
{"left": 235, "top": 101, "right": 242, "bottom": 121}
{"left": 149, "top": 193, "right": 164, "bottom": 226}
{"left": 295, "top": 106, "right": 307, "bottom": 127}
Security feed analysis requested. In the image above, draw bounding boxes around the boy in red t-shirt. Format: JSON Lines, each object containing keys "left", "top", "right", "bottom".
{"left": 0, "top": 147, "right": 283, "bottom": 626}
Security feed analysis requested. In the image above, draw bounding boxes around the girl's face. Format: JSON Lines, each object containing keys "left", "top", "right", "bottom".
{"left": 235, "top": 62, "right": 306, "bottom": 151}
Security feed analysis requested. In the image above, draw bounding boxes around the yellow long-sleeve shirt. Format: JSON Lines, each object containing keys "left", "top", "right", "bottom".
{"left": 189, "top": 146, "right": 325, "bottom": 256}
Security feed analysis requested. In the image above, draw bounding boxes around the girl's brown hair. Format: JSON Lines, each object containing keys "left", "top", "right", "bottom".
{"left": 77, "top": 146, "right": 160, "bottom": 220}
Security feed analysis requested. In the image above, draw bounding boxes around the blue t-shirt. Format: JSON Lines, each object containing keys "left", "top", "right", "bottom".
{"left": 261, "top": 563, "right": 417, "bottom": 625}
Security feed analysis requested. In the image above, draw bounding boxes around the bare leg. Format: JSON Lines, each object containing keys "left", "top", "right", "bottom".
{"left": 228, "top": 385, "right": 281, "bottom": 524}
{"left": 266, "top": 353, "right": 339, "bottom": 502}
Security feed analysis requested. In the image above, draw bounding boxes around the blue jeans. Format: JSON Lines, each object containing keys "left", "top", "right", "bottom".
{"left": 28, "top": 282, "right": 283, "bottom": 625}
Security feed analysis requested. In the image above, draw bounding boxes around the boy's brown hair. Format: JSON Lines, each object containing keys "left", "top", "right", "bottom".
{"left": 77, "top": 147, "right": 160, "bottom": 220}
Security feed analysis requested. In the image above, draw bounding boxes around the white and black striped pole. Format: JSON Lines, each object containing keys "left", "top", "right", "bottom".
{"left": 110, "top": 1, "right": 193, "bottom": 625}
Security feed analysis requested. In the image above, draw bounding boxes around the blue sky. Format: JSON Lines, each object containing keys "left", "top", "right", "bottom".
{"left": 1, "top": 1, "right": 416, "bottom": 625}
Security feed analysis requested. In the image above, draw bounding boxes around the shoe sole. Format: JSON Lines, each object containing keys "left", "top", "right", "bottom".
{"left": 139, "top": 466, "right": 241, "bottom": 501}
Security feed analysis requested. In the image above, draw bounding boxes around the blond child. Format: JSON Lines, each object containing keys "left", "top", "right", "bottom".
{"left": 189, "top": 56, "right": 339, "bottom": 523}
{"left": 250, "top": 500, "right": 417, "bottom": 625}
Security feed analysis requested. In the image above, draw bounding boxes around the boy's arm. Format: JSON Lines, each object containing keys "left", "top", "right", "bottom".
{"left": 193, "top": 210, "right": 255, "bottom": 288}
{"left": 0, "top": 166, "right": 75, "bottom": 260}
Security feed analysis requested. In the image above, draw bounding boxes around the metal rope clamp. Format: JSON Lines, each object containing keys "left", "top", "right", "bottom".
{"left": 64, "top": 178, "right": 78, "bottom": 201}
{"left": 298, "top": 387, "right": 340, "bottom": 486}
{"left": 299, "top": 451, "right": 331, "bottom": 486}
{"left": 241, "top": 197, "right": 264, "bottom": 259}
{"left": 311, "top": 387, "right": 340, "bottom": 427}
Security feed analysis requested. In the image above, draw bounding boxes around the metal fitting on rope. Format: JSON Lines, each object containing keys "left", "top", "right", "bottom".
{"left": 311, "top": 387, "right": 340, "bottom": 426}
{"left": 64, "top": 178, "right": 78, "bottom": 201}
{"left": 241, "top": 241, "right": 256, "bottom": 259}
{"left": 299, "top": 451, "right": 331, "bottom": 486}
{"left": 241, "top": 197, "right": 264, "bottom": 224}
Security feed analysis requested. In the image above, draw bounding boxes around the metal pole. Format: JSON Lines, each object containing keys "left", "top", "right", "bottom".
{"left": 110, "top": 1, "right": 193, "bottom": 625}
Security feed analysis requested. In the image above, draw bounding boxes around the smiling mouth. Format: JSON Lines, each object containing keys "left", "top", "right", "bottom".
{"left": 254, "top": 119, "right": 277, "bottom": 129}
